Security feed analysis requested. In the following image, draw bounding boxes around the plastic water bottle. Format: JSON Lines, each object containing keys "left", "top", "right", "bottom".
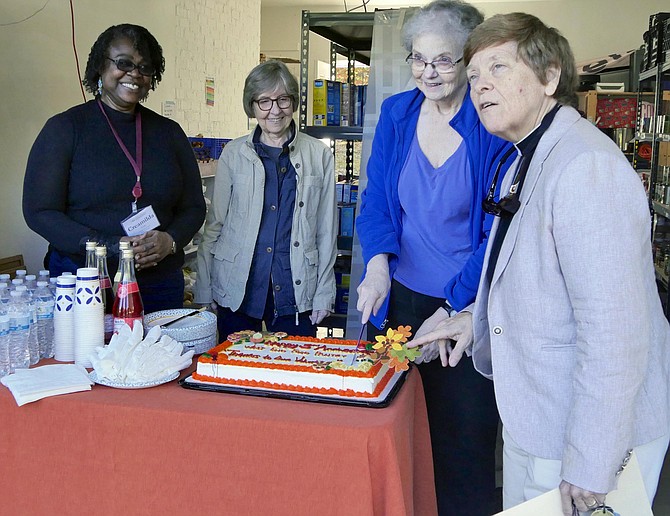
{"left": 24, "top": 274, "right": 37, "bottom": 294}
{"left": 38, "top": 270, "right": 50, "bottom": 283}
{"left": 14, "top": 269, "right": 27, "bottom": 281}
{"left": 0, "top": 282, "right": 10, "bottom": 312}
{"left": 7, "top": 289, "right": 30, "bottom": 370}
{"left": 48, "top": 277, "right": 58, "bottom": 296}
{"left": 0, "top": 273, "right": 10, "bottom": 284}
{"left": 0, "top": 315, "right": 10, "bottom": 377}
{"left": 35, "top": 280, "right": 55, "bottom": 359}
{"left": 16, "top": 285, "right": 39, "bottom": 365}
{"left": 10, "top": 278, "right": 24, "bottom": 291}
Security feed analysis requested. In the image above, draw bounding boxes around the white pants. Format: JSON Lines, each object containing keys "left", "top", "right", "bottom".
{"left": 502, "top": 427, "right": 669, "bottom": 511}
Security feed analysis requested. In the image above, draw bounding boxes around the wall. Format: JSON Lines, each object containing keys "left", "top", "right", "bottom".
{"left": 0, "top": 0, "right": 259, "bottom": 274}
{"left": 175, "top": 0, "right": 260, "bottom": 136}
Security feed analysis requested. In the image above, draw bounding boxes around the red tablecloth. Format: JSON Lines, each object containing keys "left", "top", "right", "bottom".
{"left": 0, "top": 365, "right": 437, "bottom": 516}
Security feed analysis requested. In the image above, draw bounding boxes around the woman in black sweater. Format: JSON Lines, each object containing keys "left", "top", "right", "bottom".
{"left": 23, "top": 24, "right": 205, "bottom": 313}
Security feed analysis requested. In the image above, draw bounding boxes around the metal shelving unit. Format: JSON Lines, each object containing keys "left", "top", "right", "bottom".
{"left": 638, "top": 13, "right": 670, "bottom": 317}
{"left": 298, "top": 11, "right": 375, "bottom": 333}
{"left": 299, "top": 11, "right": 373, "bottom": 180}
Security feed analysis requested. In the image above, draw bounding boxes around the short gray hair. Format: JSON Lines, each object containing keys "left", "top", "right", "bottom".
{"left": 463, "top": 13, "right": 579, "bottom": 108}
{"left": 402, "top": 0, "right": 484, "bottom": 53}
{"left": 242, "top": 60, "right": 299, "bottom": 118}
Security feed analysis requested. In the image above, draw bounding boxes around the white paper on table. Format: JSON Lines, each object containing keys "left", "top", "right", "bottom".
{"left": 1, "top": 364, "right": 93, "bottom": 406}
{"left": 496, "top": 451, "right": 653, "bottom": 515}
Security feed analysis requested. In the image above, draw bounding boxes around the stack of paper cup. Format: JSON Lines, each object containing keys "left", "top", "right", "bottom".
{"left": 53, "top": 275, "right": 76, "bottom": 362}
{"left": 73, "top": 267, "right": 104, "bottom": 367}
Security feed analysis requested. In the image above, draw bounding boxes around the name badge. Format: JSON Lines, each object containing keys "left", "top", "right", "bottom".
{"left": 121, "top": 205, "right": 160, "bottom": 236}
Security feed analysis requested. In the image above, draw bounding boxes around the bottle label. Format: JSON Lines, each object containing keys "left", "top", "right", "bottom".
{"left": 113, "top": 316, "right": 143, "bottom": 333}
{"left": 104, "top": 314, "right": 114, "bottom": 333}
{"left": 117, "top": 282, "right": 140, "bottom": 299}
{"left": 9, "top": 313, "right": 31, "bottom": 329}
{"left": 37, "top": 300, "right": 55, "bottom": 318}
{"left": 101, "top": 277, "right": 112, "bottom": 289}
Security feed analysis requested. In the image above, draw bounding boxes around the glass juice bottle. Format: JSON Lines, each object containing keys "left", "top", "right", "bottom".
{"left": 113, "top": 241, "right": 131, "bottom": 295}
{"left": 112, "top": 248, "right": 144, "bottom": 333}
{"left": 85, "top": 241, "right": 98, "bottom": 268}
{"left": 95, "top": 246, "right": 115, "bottom": 343}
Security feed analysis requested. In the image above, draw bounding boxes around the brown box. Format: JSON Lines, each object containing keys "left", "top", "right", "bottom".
{"left": 660, "top": 141, "right": 669, "bottom": 166}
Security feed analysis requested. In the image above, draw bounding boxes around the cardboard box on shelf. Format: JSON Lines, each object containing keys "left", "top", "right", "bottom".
{"left": 340, "top": 206, "right": 355, "bottom": 237}
{"left": 341, "top": 83, "right": 351, "bottom": 127}
{"left": 313, "top": 80, "right": 341, "bottom": 126}
{"left": 660, "top": 141, "right": 670, "bottom": 167}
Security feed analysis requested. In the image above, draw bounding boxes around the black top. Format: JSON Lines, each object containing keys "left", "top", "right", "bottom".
{"left": 486, "top": 104, "right": 561, "bottom": 283}
{"left": 23, "top": 100, "right": 206, "bottom": 281}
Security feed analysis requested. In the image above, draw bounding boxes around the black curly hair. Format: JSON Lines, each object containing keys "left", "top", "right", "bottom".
{"left": 83, "top": 24, "right": 165, "bottom": 96}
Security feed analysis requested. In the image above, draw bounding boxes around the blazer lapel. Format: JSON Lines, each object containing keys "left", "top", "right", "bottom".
{"left": 489, "top": 107, "right": 583, "bottom": 287}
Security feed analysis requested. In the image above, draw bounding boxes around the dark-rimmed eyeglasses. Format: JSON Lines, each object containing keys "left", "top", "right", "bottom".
{"left": 106, "top": 57, "right": 155, "bottom": 77}
{"left": 405, "top": 53, "right": 463, "bottom": 73}
{"left": 482, "top": 148, "right": 523, "bottom": 218}
{"left": 255, "top": 96, "right": 292, "bottom": 111}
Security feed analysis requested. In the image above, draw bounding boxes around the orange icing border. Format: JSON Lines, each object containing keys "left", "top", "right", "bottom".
{"left": 192, "top": 366, "right": 394, "bottom": 398}
{"left": 195, "top": 334, "right": 394, "bottom": 398}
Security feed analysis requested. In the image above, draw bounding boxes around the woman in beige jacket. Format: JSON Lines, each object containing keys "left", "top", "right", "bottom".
{"left": 195, "top": 60, "right": 337, "bottom": 339}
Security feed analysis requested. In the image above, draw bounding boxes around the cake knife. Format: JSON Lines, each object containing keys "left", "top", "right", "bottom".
{"left": 348, "top": 324, "right": 366, "bottom": 367}
{"left": 161, "top": 306, "right": 207, "bottom": 328}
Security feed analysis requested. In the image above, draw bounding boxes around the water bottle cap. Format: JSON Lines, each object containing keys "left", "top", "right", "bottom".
{"left": 0, "top": 274, "right": 9, "bottom": 280}
{"left": 36, "top": 281, "right": 48, "bottom": 287}
{"left": 57, "top": 275, "right": 76, "bottom": 286}
{"left": 39, "top": 270, "right": 49, "bottom": 275}
{"left": 0, "top": 282, "right": 7, "bottom": 288}
{"left": 15, "top": 285, "right": 27, "bottom": 292}
{"left": 10, "top": 290, "right": 22, "bottom": 297}
{"left": 25, "top": 274, "right": 36, "bottom": 281}
{"left": 49, "top": 278, "right": 58, "bottom": 284}
{"left": 12, "top": 278, "right": 23, "bottom": 285}
{"left": 15, "top": 270, "right": 27, "bottom": 276}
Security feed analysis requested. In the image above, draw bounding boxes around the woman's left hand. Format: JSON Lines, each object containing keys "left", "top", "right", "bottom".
{"left": 408, "top": 311, "right": 473, "bottom": 367}
{"left": 126, "top": 230, "right": 174, "bottom": 271}
{"left": 559, "top": 481, "right": 606, "bottom": 515}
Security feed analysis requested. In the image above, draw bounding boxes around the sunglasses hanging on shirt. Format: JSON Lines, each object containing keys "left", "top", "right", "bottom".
{"left": 482, "top": 146, "right": 521, "bottom": 218}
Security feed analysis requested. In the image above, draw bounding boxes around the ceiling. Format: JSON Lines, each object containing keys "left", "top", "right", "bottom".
{"left": 261, "top": 0, "right": 551, "bottom": 7}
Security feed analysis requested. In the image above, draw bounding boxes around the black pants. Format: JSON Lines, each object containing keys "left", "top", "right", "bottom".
{"left": 383, "top": 280, "right": 499, "bottom": 516}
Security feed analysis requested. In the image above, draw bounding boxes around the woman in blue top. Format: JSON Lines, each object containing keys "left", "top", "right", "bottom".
{"left": 355, "top": 2, "right": 511, "bottom": 514}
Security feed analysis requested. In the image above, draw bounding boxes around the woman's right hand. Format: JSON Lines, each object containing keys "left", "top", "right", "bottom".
{"left": 356, "top": 254, "right": 391, "bottom": 325}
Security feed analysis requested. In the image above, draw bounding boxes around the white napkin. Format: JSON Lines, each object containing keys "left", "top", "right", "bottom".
{"left": 89, "top": 323, "right": 194, "bottom": 383}
{"left": 1, "top": 364, "right": 93, "bottom": 406}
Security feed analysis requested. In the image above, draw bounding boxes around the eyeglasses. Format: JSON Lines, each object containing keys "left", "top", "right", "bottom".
{"left": 105, "top": 57, "right": 155, "bottom": 77}
{"left": 482, "top": 148, "right": 522, "bottom": 218}
{"left": 255, "top": 96, "right": 293, "bottom": 111}
{"left": 405, "top": 53, "right": 463, "bottom": 73}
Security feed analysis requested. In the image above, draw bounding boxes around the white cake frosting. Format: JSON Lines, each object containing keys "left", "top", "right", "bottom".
{"left": 193, "top": 332, "right": 392, "bottom": 396}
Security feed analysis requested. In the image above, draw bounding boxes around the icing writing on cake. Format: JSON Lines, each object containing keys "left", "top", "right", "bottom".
{"left": 192, "top": 327, "right": 419, "bottom": 398}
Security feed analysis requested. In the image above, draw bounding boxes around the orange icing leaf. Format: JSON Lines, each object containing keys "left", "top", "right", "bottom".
{"left": 396, "top": 325, "right": 412, "bottom": 339}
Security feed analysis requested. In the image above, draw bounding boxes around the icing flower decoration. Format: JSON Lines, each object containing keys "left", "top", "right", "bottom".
{"left": 367, "top": 326, "right": 421, "bottom": 373}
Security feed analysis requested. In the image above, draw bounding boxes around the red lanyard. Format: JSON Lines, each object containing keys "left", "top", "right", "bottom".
{"left": 97, "top": 99, "right": 143, "bottom": 211}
